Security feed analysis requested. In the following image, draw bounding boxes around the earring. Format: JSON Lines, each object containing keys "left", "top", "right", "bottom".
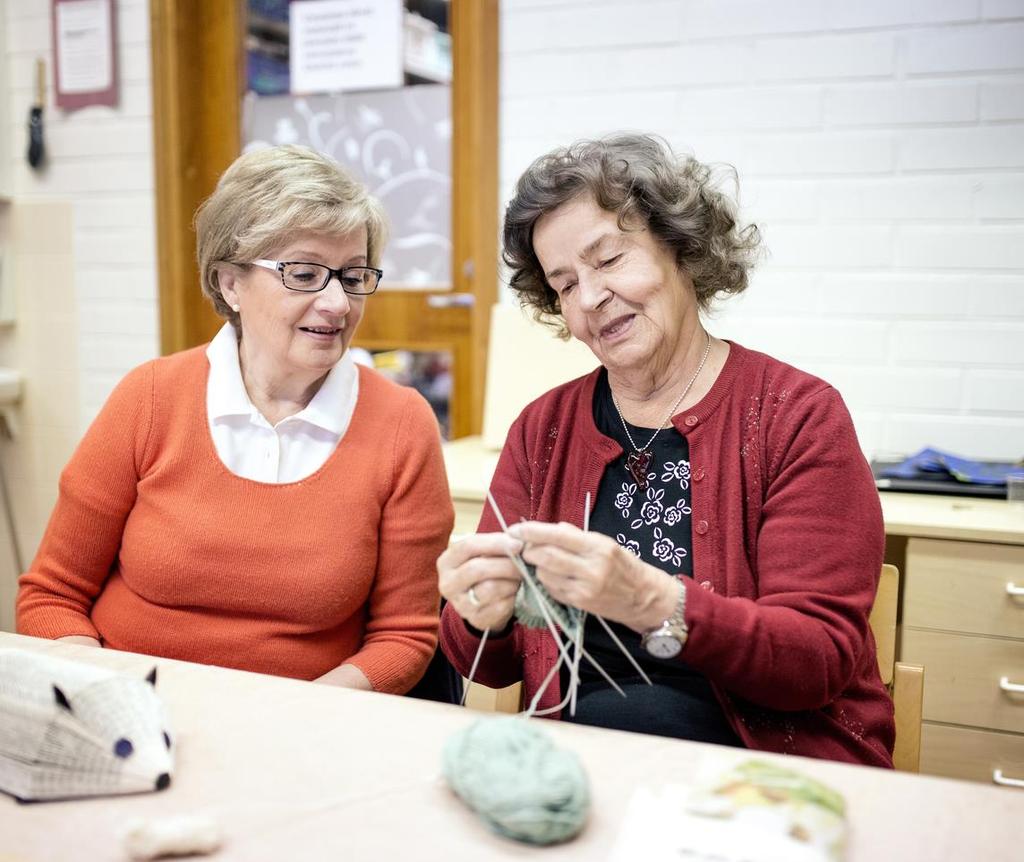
{"left": 231, "top": 304, "right": 241, "bottom": 313}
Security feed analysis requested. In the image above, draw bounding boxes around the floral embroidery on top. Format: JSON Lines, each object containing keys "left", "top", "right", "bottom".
{"left": 651, "top": 526, "right": 687, "bottom": 567}
{"left": 614, "top": 482, "right": 637, "bottom": 518}
{"left": 661, "top": 459, "right": 691, "bottom": 490}
{"left": 592, "top": 373, "right": 694, "bottom": 578}
{"left": 631, "top": 486, "right": 666, "bottom": 529}
{"left": 616, "top": 533, "right": 641, "bottom": 558}
{"left": 662, "top": 498, "right": 692, "bottom": 526}
{"left": 607, "top": 454, "right": 694, "bottom": 552}
{"left": 608, "top": 456, "right": 693, "bottom": 569}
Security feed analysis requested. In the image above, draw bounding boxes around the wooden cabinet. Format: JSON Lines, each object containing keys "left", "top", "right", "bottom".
{"left": 920, "top": 724, "right": 1024, "bottom": 785}
{"left": 884, "top": 496, "right": 1024, "bottom": 790}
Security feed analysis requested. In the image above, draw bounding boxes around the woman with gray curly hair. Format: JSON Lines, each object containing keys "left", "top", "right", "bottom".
{"left": 438, "top": 134, "right": 894, "bottom": 767}
{"left": 18, "top": 146, "right": 453, "bottom": 696}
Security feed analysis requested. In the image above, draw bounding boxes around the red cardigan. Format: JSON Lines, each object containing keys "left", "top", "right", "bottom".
{"left": 441, "top": 341, "right": 894, "bottom": 767}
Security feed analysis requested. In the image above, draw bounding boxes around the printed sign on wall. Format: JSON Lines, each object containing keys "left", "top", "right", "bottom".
{"left": 289, "top": 0, "right": 403, "bottom": 95}
{"left": 51, "top": 0, "right": 118, "bottom": 110}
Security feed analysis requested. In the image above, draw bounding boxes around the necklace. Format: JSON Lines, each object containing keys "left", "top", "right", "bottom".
{"left": 611, "top": 331, "right": 712, "bottom": 492}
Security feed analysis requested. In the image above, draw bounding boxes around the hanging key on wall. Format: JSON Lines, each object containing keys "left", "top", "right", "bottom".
{"left": 27, "top": 59, "right": 46, "bottom": 170}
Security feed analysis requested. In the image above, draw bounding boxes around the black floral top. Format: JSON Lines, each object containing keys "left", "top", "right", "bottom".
{"left": 609, "top": 451, "right": 694, "bottom": 572}
{"left": 559, "top": 370, "right": 740, "bottom": 745}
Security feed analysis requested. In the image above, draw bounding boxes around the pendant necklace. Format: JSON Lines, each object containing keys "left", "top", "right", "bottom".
{"left": 611, "top": 331, "right": 712, "bottom": 492}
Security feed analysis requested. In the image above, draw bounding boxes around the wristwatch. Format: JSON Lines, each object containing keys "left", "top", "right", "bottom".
{"left": 641, "top": 576, "right": 688, "bottom": 659}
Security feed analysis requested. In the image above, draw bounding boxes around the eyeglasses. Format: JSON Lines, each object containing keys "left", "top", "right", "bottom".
{"left": 250, "top": 259, "right": 383, "bottom": 295}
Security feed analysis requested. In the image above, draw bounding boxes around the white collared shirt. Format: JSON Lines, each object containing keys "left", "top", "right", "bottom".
{"left": 205, "top": 323, "right": 358, "bottom": 483}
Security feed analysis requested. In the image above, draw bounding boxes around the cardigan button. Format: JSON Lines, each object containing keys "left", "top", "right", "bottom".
{"left": 695, "top": 519, "right": 709, "bottom": 535}
{"left": 684, "top": 415, "right": 699, "bottom": 427}
{"left": 693, "top": 467, "right": 706, "bottom": 481}
{"left": 700, "top": 580, "right": 714, "bottom": 591}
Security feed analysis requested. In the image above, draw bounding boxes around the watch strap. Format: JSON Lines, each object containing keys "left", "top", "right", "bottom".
{"left": 665, "top": 576, "right": 687, "bottom": 630}
{"left": 641, "top": 576, "right": 688, "bottom": 645}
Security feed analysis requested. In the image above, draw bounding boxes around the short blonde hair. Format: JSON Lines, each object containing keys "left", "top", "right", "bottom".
{"left": 195, "top": 145, "right": 388, "bottom": 328}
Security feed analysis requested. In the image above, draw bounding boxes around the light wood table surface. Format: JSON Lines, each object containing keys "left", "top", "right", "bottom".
{"left": 879, "top": 491, "right": 1024, "bottom": 545}
{"left": 1, "top": 632, "right": 1020, "bottom": 862}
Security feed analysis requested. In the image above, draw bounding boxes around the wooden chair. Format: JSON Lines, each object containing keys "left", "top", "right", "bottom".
{"left": 869, "top": 563, "right": 925, "bottom": 772}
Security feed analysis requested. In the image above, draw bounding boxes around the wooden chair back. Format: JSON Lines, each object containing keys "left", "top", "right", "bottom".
{"left": 869, "top": 564, "right": 925, "bottom": 772}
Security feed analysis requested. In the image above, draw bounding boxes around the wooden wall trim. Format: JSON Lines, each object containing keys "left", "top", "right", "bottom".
{"left": 150, "top": 0, "right": 243, "bottom": 355}
{"left": 451, "top": 0, "right": 500, "bottom": 436}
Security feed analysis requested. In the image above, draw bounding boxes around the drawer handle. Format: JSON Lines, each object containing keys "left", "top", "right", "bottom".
{"left": 999, "top": 676, "right": 1024, "bottom": 694}
{"left": 1007, "top": 582, "right": 1024, "bottom": 597}
{"left": 993, "top": 769, "right": 1024, "bottom": 789}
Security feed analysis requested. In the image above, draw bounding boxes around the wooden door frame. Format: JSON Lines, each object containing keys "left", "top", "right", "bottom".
{"left": 150, "top": 0, "right": 499, "bottom": 437}
{"left": 150, "top": 0, "right": 244, "bottom": 356}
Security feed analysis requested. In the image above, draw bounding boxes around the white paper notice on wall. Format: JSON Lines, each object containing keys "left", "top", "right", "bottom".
{"left": 55, "top": 0, "right": 113, "bottom": 94}
{"left": 289, "top": 0, "right": 403, "bottom": 95}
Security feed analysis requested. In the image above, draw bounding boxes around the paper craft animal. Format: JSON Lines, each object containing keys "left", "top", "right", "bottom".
{"left": 0, "top": 649, "right": 174, "bottom": 802}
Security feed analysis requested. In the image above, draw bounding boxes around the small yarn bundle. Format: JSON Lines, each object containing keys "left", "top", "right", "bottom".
{"left": 442, "top": 716, "right": 590, "bottom": 845}
{"left": 121, "top": 814, "right": 222, "bottom": 860}
{"left": 514, "top": 563, "right": 583, "bottom": 638}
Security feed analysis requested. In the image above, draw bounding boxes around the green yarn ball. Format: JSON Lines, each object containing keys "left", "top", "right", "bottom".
{"left": 443, "top": 717, "right": 590, "bottom": 845}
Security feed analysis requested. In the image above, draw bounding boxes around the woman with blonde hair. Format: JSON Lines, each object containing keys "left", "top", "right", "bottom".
{"left": 18, "top": 145, "right": 453, "bottom": 694}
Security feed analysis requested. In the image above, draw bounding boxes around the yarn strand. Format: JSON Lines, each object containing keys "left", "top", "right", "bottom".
{"left": 593, "top": 615, "right": 653, "bottom": 686}
{"left": 485, "top": 492, "right": 624, "bottom": 697}
{"left": 460, "top": 627, "right": 490, "bottom": 706}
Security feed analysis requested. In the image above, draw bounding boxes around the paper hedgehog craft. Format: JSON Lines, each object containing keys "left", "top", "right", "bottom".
{"left": 0, "top": 649, "right": 175, "bottom": 802}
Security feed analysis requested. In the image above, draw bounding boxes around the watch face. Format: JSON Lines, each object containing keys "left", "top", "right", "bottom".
{"left": 644, "top": 633, "right": 682, "bottom": 660}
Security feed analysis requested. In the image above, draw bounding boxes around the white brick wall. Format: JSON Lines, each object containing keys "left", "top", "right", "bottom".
{"left": 2, "top": 0, "right": 1021, "bottom": 469}
{"left": 3, "top": 0, "right": 158, "bottom": 428}
{"left": 501, "top": 0, "right": 1024, "bottom": 461}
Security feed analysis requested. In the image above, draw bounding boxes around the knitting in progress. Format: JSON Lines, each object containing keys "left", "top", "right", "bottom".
{"left": 464, "top": 491, "right": 652, "bottom": 719}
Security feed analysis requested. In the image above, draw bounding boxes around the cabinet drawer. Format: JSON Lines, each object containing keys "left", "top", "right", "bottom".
{"left": 920, "top": 722, "right": 1024, "bottom": 788}
{"left": 902, "top": 628, "right": 1024, "bottom": 733}
{"left": 903, "top": 538, "right": 1024, "bottom": 638}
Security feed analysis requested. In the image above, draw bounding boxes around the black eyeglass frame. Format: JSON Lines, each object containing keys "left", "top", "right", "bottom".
{"left": 250, "top": 259, "right": 383, "bottom": 295}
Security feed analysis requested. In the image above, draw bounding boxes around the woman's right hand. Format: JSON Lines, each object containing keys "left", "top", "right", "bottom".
{"left": 438, "top": 532, "right": 524, "bottom": 633}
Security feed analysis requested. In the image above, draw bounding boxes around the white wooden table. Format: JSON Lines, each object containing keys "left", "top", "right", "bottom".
{"left": 1, "top": 632, "right": 1020, "bottom": 862}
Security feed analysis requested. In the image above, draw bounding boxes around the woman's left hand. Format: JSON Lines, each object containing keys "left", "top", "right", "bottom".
{"left": 509, "top": 521, "right": 678, "bottom": 633}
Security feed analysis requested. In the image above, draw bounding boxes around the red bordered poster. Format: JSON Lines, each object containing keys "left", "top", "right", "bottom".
{"left": 51, "top": 0, "right": 118, "bottom": 110}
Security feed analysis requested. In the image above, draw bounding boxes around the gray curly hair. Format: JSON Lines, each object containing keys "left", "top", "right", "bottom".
{"left": 502, "top": 134, "right": 762, "bottom": 336}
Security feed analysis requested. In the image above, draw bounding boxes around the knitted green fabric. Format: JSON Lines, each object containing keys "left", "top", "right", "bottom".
{"left": 442, "top": 717, "right": 590, "bottom": 845}
{"left": 514, "top": 562, "right": 582, "bottom": 638}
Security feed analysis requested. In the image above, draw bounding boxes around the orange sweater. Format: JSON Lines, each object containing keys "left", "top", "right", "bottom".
{"left": 16, "top": 346, "right": 453, "bottom": 693}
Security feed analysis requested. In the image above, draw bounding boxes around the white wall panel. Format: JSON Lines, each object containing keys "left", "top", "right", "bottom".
{"left": 501, "top": 0, "right": 1024, "bottom": 458}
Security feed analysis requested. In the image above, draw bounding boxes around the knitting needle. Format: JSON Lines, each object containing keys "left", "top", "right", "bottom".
{"left": 592, "top": 615, "right": 653, "bottom": 686}
{"left": 485, "top": 491, "right": 625, "bottom": 698}
{"left": 460, "top": 626, "right": 489, "bottom": 707}
{"left": 568, "top": 493, "right": 592, "bottom": 717}
{"left": 510, "top": 545, "right": 625, "bottom": 698}
{"left": 523, "top": 655, "right": 564, "bottom": 718}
